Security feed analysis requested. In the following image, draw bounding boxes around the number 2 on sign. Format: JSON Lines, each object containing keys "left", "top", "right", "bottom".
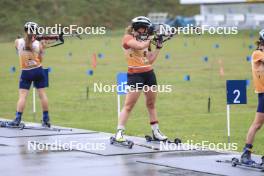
{"left": 233, "top": 90, "right": 240, "bottom": 103}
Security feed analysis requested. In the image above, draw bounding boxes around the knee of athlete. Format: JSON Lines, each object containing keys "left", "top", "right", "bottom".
{"left": 124, "top": 104, "right": 134, "bottom": 112}
{"left": 254, "top": 122, "right": 263, "bottom": 131}
{"left": 38, "top": 93, "right": 47, "bottom": 100}
{"left": 38, "top": 94, "right": 44, "bottom": 100}
{"left": 18, "top": 96, "right": 27, "bottom": 103}
{"left": 146, "top": 101, "right": 155, "bottom": 109}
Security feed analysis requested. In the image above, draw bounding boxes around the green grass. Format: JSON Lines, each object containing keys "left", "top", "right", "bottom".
{"left": 0, "top": 0, "right": 199, "bottom": 42}
{"left": 0, "top": 31, "right": 263, "bottom": 155}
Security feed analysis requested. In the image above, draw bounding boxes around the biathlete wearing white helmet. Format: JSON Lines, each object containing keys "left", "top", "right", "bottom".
{"left": 7, "top": 21, "right": 50, "bottom": 128}
{"left": 115, "top": 16, "right": 168, "bottom": 142}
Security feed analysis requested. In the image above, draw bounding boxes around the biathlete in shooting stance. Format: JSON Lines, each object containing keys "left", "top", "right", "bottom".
{"left": 114, "top": 16, "right": 168, "bottom": 142}
{"left": 7, "top": 22, "right": 51, "bottom": 127}
{"left": 241, "top": 29, "right": 264, "bottom": 164}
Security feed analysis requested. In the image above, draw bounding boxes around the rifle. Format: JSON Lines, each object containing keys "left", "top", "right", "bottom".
{"left": 17, "top": 32, "right": 82, "bottom": 48}
{"left": 149, "top": 23, "right": 176, "bottom": 47}
{"left": 36, "top": 32, "right": 82, "bottom": 48}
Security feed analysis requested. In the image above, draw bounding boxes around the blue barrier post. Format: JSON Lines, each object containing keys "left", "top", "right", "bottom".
{"left": 116, "top": 72, "right": 128, "bottom": 117}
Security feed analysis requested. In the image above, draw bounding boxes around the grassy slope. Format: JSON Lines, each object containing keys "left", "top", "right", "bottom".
{"left": 0, "top": 31, "right": 263, "bottom": 155}
{"left": 0, "top": 0, "right": 199, "bottom": 41}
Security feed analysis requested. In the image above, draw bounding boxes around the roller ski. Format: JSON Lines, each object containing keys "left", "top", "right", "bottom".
{"left": 23, "top": 125, "right": 60, "bottom": 132}
{"left": 23, "top": 121, "right": 72, "bottom": 132}
{"left": 145, "top": 130, "right": 182, "bottom": 145}
{"left": 110, "top": 129, "right": 134, "bottom": 149}
{"left": 0, "top": 119, "right": 25, "bottom": 130}
{"left": 216, "top": 148, "right": 264, "bottom": 172}
{"left": 230, "top": 156, "right": 264, "bottom": 172}
{"left": 231, "top": 147, "right": 264, "bottom": 171}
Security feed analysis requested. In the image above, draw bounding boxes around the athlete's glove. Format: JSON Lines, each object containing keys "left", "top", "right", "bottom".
{"left": 154, "top": 35, "right": 163, "bottom": 49}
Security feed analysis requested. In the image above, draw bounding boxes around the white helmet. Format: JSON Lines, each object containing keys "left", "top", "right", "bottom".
{"left": 260, "top": 29, "right": 264, "bottom": 40}
{"left": 156, "top": 23, "right": 172, "bottom": 37}
{"left": 24, "top": 21, "right": 39, "bottom": 34}
{"left": 131, "top": 16, "right": 152, "bottom": 30}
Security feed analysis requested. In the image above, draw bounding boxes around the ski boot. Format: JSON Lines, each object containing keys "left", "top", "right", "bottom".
{"left": 7, "top": 117, "right": 21, "bottom": 127}
{"left": 42, "top": 120, "right": 51, "bottom": 128}
{"left": 0, "top": 118, "right": 25, "bottom": 129}
{"left": 152, "top": 129, "right": 168, "bottom": 141}
{"left": 110, "top": 129, "right": 134, "bottom": 149}
{"left": 241, "top": 147, "right": 256, "bottom": 165}
{"left": 145, "top": 129, "right": 181, "bottom": 145}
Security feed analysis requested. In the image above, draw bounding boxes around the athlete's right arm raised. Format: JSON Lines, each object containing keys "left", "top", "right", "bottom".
{"left": 123, "top": 35, "right": 150, "bottom": 50}
{"left": 39, "top": 42, "right": 45, "bottom": 62}
{"left": 253, "top": 51, "right": 264, "bottom": 63}
{"left": 126, "top": 39, "right": 150, "bottom": 50}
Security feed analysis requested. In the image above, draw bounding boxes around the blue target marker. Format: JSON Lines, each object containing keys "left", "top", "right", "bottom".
{"left": 246, "top": 80, "right": 250, "bottom": 87}
{"left": 203, "top": 56, "right": 208, "bottom": 62}
{"left": 87, "top": 69, "right": 93, "bottom": 76}
{"left": 165, "top": 53, "right": 170, "bottom": 60}
{"left": 248, "top": 44, "right": 254, "bottom": 50}
{"left": 10, "top": 66, "right": 16, "bottom": 73}
{"left": 214, "top": 44, "right": 220, "bottom": 49}
{"left": 47, "top": 67, "right": 52, "bottom": 73}
{"left": 246, "top": 56, "right": 251, "bottom": 62}
{"left": 184, "top": 75, "right": 190, "bottom": 81}
{"left": 98, "top": 53, "right": 104, "bottom": 59}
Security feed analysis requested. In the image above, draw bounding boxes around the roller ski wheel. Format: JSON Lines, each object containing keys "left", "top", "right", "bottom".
{"left": 109, "top": 136, "right": 134, "bottom": 149}
{"left": 110, "top": 136, "right": 115, "bottom": 145}
{"left": 127, "top": 140, "right": 134, "bottom": 149}
{"left": 145, "top": 135, "right": 153, "bottom": 142}
{"left": 231, "top": 157, "right": 239, "bottom": 167}
{"left": 174, "top": 138, "right": 182, "bottom": 145}
{"left": 18, "top": 123, "right": 25, "bottom": 130}
{"left": 42, "top": 121, "right": 51, "bottom": 128}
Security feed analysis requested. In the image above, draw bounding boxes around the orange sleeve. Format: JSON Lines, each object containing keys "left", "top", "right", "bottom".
{"left": 252, "top": 50, "right": 264, "bottom": 63}
{"left": 122, "top": 35, "right": 134, "bottom": 49}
